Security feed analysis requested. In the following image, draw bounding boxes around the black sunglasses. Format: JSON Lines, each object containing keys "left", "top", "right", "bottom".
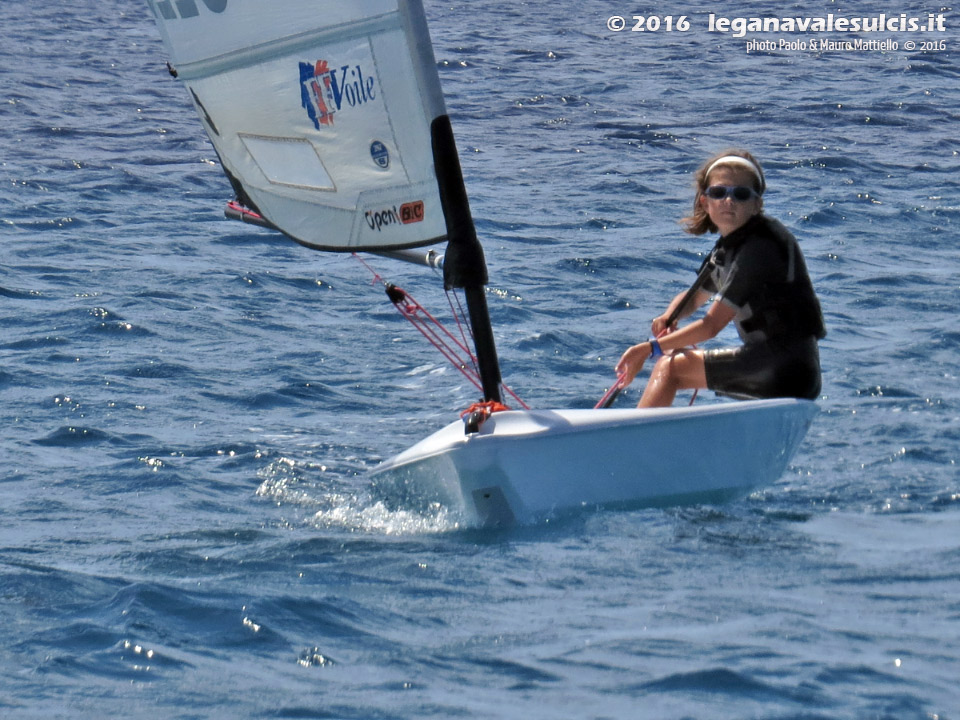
{"left": 704, "top": 185, "right": 758, "bottom": 202}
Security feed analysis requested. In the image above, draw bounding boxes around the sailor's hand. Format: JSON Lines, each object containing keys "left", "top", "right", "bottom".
{"left": 614, "top": 342, "right": 653, "bottom": 388}
{"left": 651, "top": 315, "right": 674, "bottom": 337}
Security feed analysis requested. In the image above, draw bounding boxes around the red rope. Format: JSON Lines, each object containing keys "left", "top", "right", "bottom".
{"left": 596, "top": 330, "right": 700, "bottom": 409}
{"left": 595, "top": 374, "right": 626, "bottom": 409}
{"left": 460, "top": 400, "right": 511, "bottom": 418}
{"left": 352, "top": 254, "right": 529, "bottom": 410}
{"left": 352, "top": 253, "right": 387, "bottom": 287}
{"left": 389, "top": 284, "right": 485, "bottom": 395}
{"left": 499, "top": 381, "right": 529, "bottom": 410}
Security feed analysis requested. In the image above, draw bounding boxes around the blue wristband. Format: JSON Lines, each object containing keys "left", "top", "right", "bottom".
{"left": 649, "top": 339, "right": 663, "bottom": 357}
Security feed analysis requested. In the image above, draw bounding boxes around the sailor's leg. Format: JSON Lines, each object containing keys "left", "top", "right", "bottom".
{"left": 638, "top": 349, "right": 707, "bottom": 408}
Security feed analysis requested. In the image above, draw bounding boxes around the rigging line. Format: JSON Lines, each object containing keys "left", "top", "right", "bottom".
{"left": 352, "top": 253, "right": 387, "bottom": 287}
{"left": 393, "top": 285, "right": 530, "bottom": 410}
{"left": 440, "top": 288, "right": 529, "bottom": 409}
{"left": 390, "top": 293, "right": 485, "bottom": 395}
{"left": 500, "top": 382, "right": 530, "bottom": 410}
{"left": 353, "top": 253, "right": 487, "bottom": 388}
{"left": 390, "top": 288, "right": 481, "bottom": 373}
{"left": 390, "top": 285, "right": 480, "bottom": 365}
{"left": 355, "top": 254, "right": 477, "bottom": 363}
{"left": 437, "top": 288, "right": 528, "bottom": 409}
{"left": 445, "top": 288, "right": 479, "bottom": 375}
{"left": 352, "top": 253, "right": 529, "bottom": 410}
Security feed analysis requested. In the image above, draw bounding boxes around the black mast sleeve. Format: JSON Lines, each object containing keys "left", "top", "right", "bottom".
{"left": 431, "top": 115, "right": 503, "bottom": 403}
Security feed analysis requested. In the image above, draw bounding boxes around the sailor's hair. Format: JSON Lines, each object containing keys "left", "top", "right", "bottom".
{"left": 704, "top": 155, "right": 765, "bottom": 194}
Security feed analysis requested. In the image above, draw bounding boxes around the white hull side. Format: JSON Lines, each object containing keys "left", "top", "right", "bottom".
{"left": 370, "top": 398, "right": 819, "bottom": 526}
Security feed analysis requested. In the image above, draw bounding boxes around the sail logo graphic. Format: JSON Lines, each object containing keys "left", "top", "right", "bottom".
{"left": 300, "top": 61, "right": 378, "bottom": 130}
{"left": 148, "top": 0, "right": 227, "bottom": 20}
{"left": 365, "top": 202, "right": 425, "bottom": 232}
{"left": 370, "top": 141, "right": 390, "bottom": 170}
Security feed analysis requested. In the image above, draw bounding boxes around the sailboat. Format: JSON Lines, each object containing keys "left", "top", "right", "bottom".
{"left": 145, "top": 0, "right": 818, "bottom": 526}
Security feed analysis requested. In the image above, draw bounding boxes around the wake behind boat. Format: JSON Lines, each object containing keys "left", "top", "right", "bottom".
{"left": 145, "top": 0, "right": 818, "bottom": 527}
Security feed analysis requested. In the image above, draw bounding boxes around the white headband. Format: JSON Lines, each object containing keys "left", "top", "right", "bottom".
{"left": 705, "top": 155, "right": 764, "bottom": 191}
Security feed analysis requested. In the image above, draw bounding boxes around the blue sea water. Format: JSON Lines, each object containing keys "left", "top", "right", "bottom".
{"left": 2, "top": 0, "right": 959, "bottom": 717}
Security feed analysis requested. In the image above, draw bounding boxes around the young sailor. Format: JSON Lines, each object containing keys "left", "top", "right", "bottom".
{"left": 615, "top": 149, "right": 826, "bottom": 407}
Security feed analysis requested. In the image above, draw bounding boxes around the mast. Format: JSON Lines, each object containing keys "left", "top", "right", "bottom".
{"left": 431, "top": 116, "right": 503, "bottom": 404}
{"left": 397, "top": 0, "right": 503, "bottom": 404}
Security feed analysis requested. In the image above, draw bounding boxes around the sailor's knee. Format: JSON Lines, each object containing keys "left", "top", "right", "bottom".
{"left": 664, "top": 351, "right": 705, "bottom": 387}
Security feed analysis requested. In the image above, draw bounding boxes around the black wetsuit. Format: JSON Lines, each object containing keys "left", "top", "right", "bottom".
{"left": 700, "top": 214, "right": 826, "bottom": 400}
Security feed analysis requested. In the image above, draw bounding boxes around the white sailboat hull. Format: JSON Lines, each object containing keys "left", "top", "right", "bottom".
{"left": 371, "top": 398, "right": 819, "bottom": 526}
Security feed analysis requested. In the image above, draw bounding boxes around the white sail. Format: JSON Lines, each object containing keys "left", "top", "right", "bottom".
{"left": 146, "top": 0, "right": 448, "bottom": 251}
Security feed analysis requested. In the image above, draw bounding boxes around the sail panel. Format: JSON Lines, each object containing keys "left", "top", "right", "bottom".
{"left": 240, "top": 136, "right": 335, "bottom": 191}
{"left": 146, "top": 0, "right": 449, "bottom": 250}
